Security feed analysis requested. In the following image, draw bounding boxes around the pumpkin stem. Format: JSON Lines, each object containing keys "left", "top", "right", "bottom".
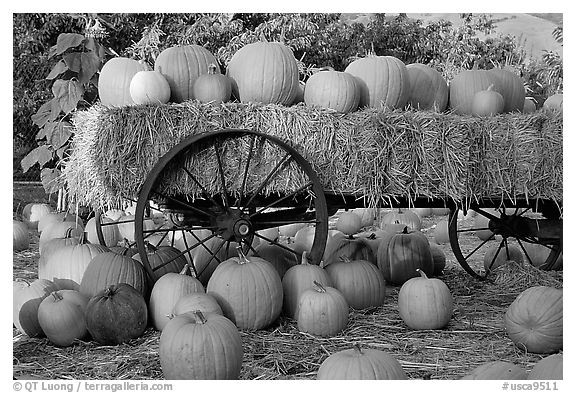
{"left": 51, "top": 290, "right": 63, "bottom": 302}
{"left": 353, "top": 343, "right": 363, "bottom": 354}
{"left": 144, "top": 241, "right": 158, "bottom": 253}
{"left": 179, "top": 264, "right": 191, "bottom": 276}
{"left": 193, "top": 310, "right": 208, "bottom": 324}
{"left": 317, "top": 66, "right": 335, "bottom": 72}
{"left": 207, "top": 63, "right": 219, "bottom": 75}
{"left": 237, "top": 246, "right": 249, "bottom": 264}
{"left": 487, "top": 84, "right": 494, "bottom": 92}
{"left": 416, "top": 268, "right": 429, "bottom": 279}
{"left": 339, "top": 255, "right": 352, "bottom": 264}
{"left": 402, "top": 226, "right": 409, "bottom": 234}
{"left": 301, "top": 251, "right": 310, "bottom": 265}
{"left": 313, "top": 280, "right": 327, "bottom": 293}
{"left": 79, "top": 231, "right": 90, "bottom": 244}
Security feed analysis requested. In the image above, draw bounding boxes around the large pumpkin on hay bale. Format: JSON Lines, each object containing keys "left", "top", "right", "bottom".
{"left": 159, "top": 311, "right": 243, "bottom": 380}
{"left": 206, "top": 249, "right": 283, "bottom": 330}
{"left": 504, "top": 286, "right": 563, "bottom": 354}
{"left": 449, "top": 69, "right": 502, "bottom": 115}
{"left": 317, "top": 345, "right": 407, "bottom": 380}
{"left": 192, "top": 63, "right": 232, "bottom": 104}
{"left": 304, "top": 66, "right": 360, "bottom": 113}
{"left": 226, "top": 41, "right": 300, "bottom": 105}
{"left": 98, "top": 57, "right": 149, "bottom": 107}
{"left": 296, "top": 280, "right": 349, "bottom": 337}
{"left": 148, "top": 265, "right": 204, "bottom": 331}
{"left": 129, "top": 70, "right": 171, "bottom": 105}
{"left": 470, "top": 85, "right": 505, "bottom": 117}
{"left": 460, "top": 361, "right": 527, "bottom": 380}
{"left": 344, "top": 55, "right": 410, "bottom": 109}
{"left": 85, "top": 283, "right": 148, "bottom": 345}
{"left": 282, "top": 252, "right": 333, "bottom": 319}
{"left": 406, "top": 63, "right": 448, "bottom": 111}
{"left": 377, "top": 227, "right": 434, "bottom": 286}
{"left": 528, "top": 354, "right": 563, "bottom": 380}
{"left": 488, "top": 68, "right": 525, "bottom": 113}
{"left": 37, "top": 289, "right": 89, "bottom": 347}
{"left": 13, "top": 278, "right": 59, "bottom": 337}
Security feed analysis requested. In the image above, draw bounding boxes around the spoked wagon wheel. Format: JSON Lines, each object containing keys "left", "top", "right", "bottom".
{"left": 448, "top": 202, "right": 562, "bottom": 280}
{"left": 134, "top": 129, "right": 329, "bottom": 284}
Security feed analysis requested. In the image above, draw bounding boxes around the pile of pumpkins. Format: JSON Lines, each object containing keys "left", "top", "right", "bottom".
{"left": 98, "top": 42, "right": 563, "bottom": 116}
{"left": 13, "top": 202, "right": 563, "bottom": 380}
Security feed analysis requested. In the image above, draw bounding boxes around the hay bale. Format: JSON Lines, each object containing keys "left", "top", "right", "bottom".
{"left": 64, "top": 102, "right": 562, "bottom": 211}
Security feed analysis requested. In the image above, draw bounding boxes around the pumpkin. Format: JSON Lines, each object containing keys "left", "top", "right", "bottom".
{"left": 85, "top": 283, "right": 148, "bottom": 345}
{"left": 317, "top": 344, "right": 407, "bottom": 380}
{"left": 251, "top": 242, "right": 300, "bottom": 279}
{"left": 278, "top": 223, "right": 306, "bottom": 238}
{"left": 116, "top": 214, "right": 156, "bottom": 243}
{"left": 148, "top": 264, "right": 205, "bottom": 331}
{"left": 431, "top": 207, "right": 450, "bottom": 216}
{"left": 291, "top": 80, "right": 305, "bottom": 104}
{"left": 358, "top": 229, "right": 395, "bottom": 257}
{"left": 429, "top": 243, "right": 447, "bottom": 275}
{"left": 13, "top": 278, "right": 58, "bottom": 337}
{"left": 304, "top": 66, "right": 360, "bottom": 113}
{"left": 504, "top": 286, "right": 563, "bottom": 354}
{"left": 406, "top": 63, "right": 448, "bottom": 111}
{"left": 13, "top": 220, "right": 29, "bottom": 251}
{"left": 37, "top": 289, "right": 89, "bottom": 347}
{"left": 38, "top": 227, "right": 81, "bottom": 267}
{"left": 79, "top": 252, "right": 148, "bottom": 299}
{"left": 398, "top": 269, "right": 453, "bottom": 329}
{"left": 335, "top": 211, "right": 363, "bottom": 235}
{"left": 154, "top": 45, "right": 219, "bottom": 103}
{"left": 39, "top": 233, "right": 109, "bottom": 290}
{"left": 471, "top": 84, "right": 505, "bottom": 116}
{"left": 523, "top": 98, "right": 537, "bottom": 113}
{"left": 411, "top": 207, "right": 432, "bottom": 218}
{"left": 528, "top": 354, "right": 563, "bottom": 380}
{"left": 296, "top": 280, "right": 349, "bottom": 337}
{"left": 133, "top": 242, "right": 189, "bottom": 282}
{"left": 449, "top": 69, "right": 502, "bottom": 114}
{"left": 37, "top": 211, "right": 79, "bottom": 234}
{"left": 159, "top": 311, "right": 243, "bottom": 379}
{"left": 473, "top": 209, "right": 497, "bottom": 241}
{"left": 483, "top": 242, "right": 524, "bottom": 272}
{"left": 433, "top": 219, "right": 450, "bottom": 244}
{"left": 489, "top": 68, "right": 525, "bottom": 112}
{"left": 352, "top": 208, "right": 377, "bottom": 228}
{"left": 292, "top": 225, "right": 317, "bottom": 255}
{"left": 39, "top": 220, "right": 84, "bottom": 254}
{"left": 22, "top": 202, "right": 53, "bottom": 229}
{"left": 98, "top": 57, "right": 149, "bottom": 107}
{"left": 226, "top": 41, "right": 299, "bottom": 105}
{"left": 380, "top": 209, "right": 422, "bottom": 231}
{"left": 103, "top": 208, "right": 126, "bottom": 221}
{"left": 206, "top": 249, "right": 283, "bottom": 330}
{"left": 523, "top": 243, "right": 563, "bottom": 270}
{"left": 109, "top": 239, "right": 139, "bottom": 258}
{"left": 192, "top": 63, "right": 232, "bottom": 104}
{"left": 172, "top": 292, "right": 223, "bottom": 317}
{"left": 129, "top": 70, "right": 171, "bottom": 105}
{"left": 325, "top": 256, "right": 386, "bottom": 309}
{"left": 85, "top": 216, "right": 121, "bottom": 247}
{"left": 461, "top": 361, "right": 527, "bottom": 380}
{"left": 344, "top": 55, "right": 410, "bottom": 109}
{"left": 323, "top": 234, "right": 375, "bottom": 267}
{"left": 192, "top": 236, "right": 238, "bottom": 286}
{"left": 281, "top": 252, "right": 333, "bottom": 318}
{"left": 543, "top": 94, "right": 563, "bottom": 111}
{"left": 377, "top": 227, "right": 434, "bottom": 286}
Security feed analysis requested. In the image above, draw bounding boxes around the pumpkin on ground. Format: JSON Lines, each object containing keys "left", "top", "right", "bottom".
{"left": 98, "top": 57, "right": 149, "bottom": 107}
{"left": 461, "top": 361, "right": 527, "bottom": 380}
{"left": 13, "top": 279, "right": 59, "bottom": 337}
{"left": 317, "top": 345, "right": 407, "bottom": 380}
{"left": 172, "top": 292, "right": 223, "bottom": 317}
{"left": 377, "top": 227, "right": 434, "bottom": 286}
{"left": 335, "top": 211, "right": 363, "bottom": 235}
{"left": 380, "top": 209, "right": 422, "bottom": 232}
{"left": 206, "top": 249, "right": 283, "bottom": 330}
{"left": 398, "top": 269, "right": 453, "bottom": 329}
{"left": 296, "top": 281, "right": 349, "bottom": 337}
{"left": 471, "top": 84, "right": 505, "bottom": 116}
{"left": 528, "top": 354, "right": 563, "bottom": 380}
{"left": 85, "top": 283, "right": 148, "bottom": 345}
{"left": 433, "top": 219, "right": 450, "bottom": 244}
{"left": 37, "top": 289, "right": 89, "bottom": 347}
{"left": 226, "top": 41, "right": 299, "bottom": 105}
{"left": 39, "top": 220, "right": 85, "bottom": 254}
{"left": 323, "top": 234, "right": 375, "bottom": 267}
{"left": 504, "top": 286, "right": 563, "bottom": 354}
{"left": 132, "top": 243, "right": 189, "bottom": 282}
{"left": 154, "top": 45, "right": 219, "bottom": 103}
{"left": 192, "top": 63, "right": 232, "bottom": 104}
{"left": 22, "top": 202, "right": 53, "bottom": 229}
{"left": 304, "top": 66, "right": 360, "bottom": 113}
{"left": 148, "top": 264, "right": 205, "bottom": 331}
{"left": 278, "top": 223, "right": 306, "bottom": 238}
{"left": 411, "top": 207, "right": 432, "bottom": 218}
{"left": 85, "top": 216, "right": 121, "bottom": 248}
{"left": 325, "top": 257, "right": 386, "bottom": 310}
{"left": 129, "top": 70, "right": 171, "bottom": 105}
{"left": 251, "top": 242, "right": 300, "bottom": 279}
{"left": 449, "top": 69, "right": 502, "bottom": 115}
{"left": 429, "top": 243, "right": 447, "bottom": 276}
{"left": 291, "top": 225, "right": 317, "bottom": 255}
{"left": 282, "top": 252, "right": 333, "bottom": 319}
{"left": 352, "top": 208, "right": 377, "bottom": 228}
{"left": 159, "top": 311, "right": 243, "bottom": 379}
{"left": 37, "top": 211, "right": 79, "bottom": 234}
{"left": 405, "top": 63, "right": 448, "bottom": 111}
{"left": 79, "top": 252, "right": 148, "bottom": 299}
{"left": 192, "top": 236, "right": 239, "bottom": 286}
{"left": 523, "top": 243, "right": 563, "bottom": 271}
{"left": 344, "top": 55, "right": 410, "bottom": 109}
{"left": 13, "top": 220, "right": 29, "bottom": 251}
{"left": 483, "top": 242, "right": 524, "bottom": 272}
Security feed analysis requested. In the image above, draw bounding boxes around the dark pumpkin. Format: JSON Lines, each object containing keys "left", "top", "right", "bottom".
{"left": 323, "top": 235, "right": 375, "bottom": 267}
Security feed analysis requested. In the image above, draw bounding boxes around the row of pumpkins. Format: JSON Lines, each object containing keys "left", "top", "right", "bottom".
{"left": 14, "top": 203, "right": 562, "bottom": 379}
{"left": 98, "top": 42, "right": 563, "bottom": 116}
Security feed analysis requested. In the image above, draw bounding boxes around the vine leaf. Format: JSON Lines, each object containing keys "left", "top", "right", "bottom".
{"left": 52, "top": 80, "right": 84, "bottom": 114}
{"left": 50, "top": 121, "right": 74, "bottom": 149}
{"left": 46, "top": 60, "right": 69, "bottom": 80}
{"left": 40, "top": 168, "right": 62, "bottom": 193}
{"left": 54, "top": 33, "right": 85, "bottom": 56}
{"left": 31, "top": 99, "right": 61, "bottom": 128}
{"left": 79, "top": 52, "right": 102, "bottom": 84}
{"left": 21, "top": 145, "right": 53, "bottom": 173}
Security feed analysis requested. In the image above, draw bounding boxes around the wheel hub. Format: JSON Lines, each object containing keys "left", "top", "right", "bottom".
{"left": 214, "top": 209, "right": 253, "bottom": 242}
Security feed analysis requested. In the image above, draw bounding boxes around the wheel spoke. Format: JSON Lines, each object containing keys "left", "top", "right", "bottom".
{"left": 250, "top": 181, "right": 314, "bottom": 218}
{"left": 213, "top": 141, "right": 230, "bottom": 210}
{"left": 254, "top": 219, "right": 320, "bottom": 226}
{"left": 236, "top": 134, "right": 257, "bottom": 208}
{"left": 253, "top": 231, "right": 300, "bottom": 256}
{"left": 151, "top": 189, "right": 216, "bottom": 218}
{"left": 182, "top": 167, "right": 224, "bottom": 211}
{"left": 461, "top": 236, "right": 494, "bottom": 262}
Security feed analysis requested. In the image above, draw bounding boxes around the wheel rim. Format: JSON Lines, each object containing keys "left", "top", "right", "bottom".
{"left": 134, "top": 129, "right": 329, "bottom": 283}
{"left": 448, "top": 205, "right": 562, "bottom": 280}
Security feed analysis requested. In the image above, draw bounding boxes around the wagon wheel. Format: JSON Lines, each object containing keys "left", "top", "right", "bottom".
{"left": 448, "top": 204, "right": 562, "bottom": 281}
{"left": 134, "top": 129, "right": 329, "bottom": 283}
{"left": 93, "top": 198, "right": 142, "bottom": 250}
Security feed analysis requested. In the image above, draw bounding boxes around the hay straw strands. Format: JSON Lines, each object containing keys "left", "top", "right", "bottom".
{"left": 65, "top": 102, "right": 562, "bottom": 211}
